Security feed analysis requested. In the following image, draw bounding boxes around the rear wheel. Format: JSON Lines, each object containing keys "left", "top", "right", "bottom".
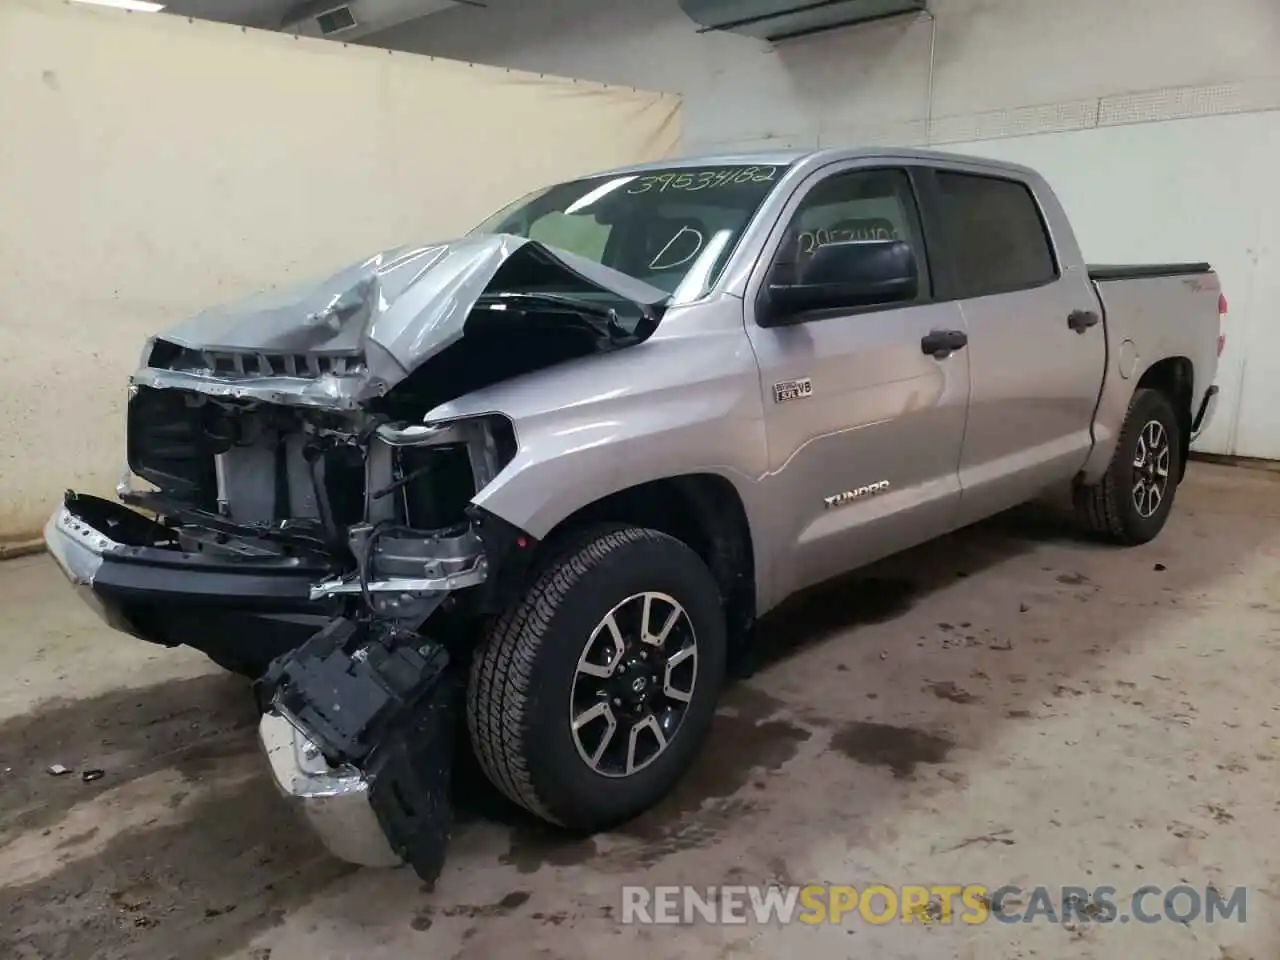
{"left": 1075, "top": 387, "right": 1183, "bottom": 545}
{"left": 467, "top": 524, "right": 726, "bottom": 830}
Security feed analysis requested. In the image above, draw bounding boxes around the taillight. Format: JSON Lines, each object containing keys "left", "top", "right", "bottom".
{"left": 1218, "top": 292, "right": 1228, "bottom": 357}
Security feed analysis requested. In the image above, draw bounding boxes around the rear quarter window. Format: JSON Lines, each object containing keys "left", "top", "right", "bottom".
{"left": 934, "top": 171, "right": 1058, "bottom": 298}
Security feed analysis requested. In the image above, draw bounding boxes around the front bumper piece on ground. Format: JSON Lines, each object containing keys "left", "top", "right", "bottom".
{"left": 259, "top": 712, "right": 401, "bottom": 867}
{"left": 45, "top": 492, "right": 472, "bottom": 880}
{"left": 259, "top": 703, "right": 460, "bottom": 882}
{"left": 257, "top": 616, "right": 464, "bottom": 884}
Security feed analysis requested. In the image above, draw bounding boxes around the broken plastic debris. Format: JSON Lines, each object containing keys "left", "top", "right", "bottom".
{"left": 82, "top": 769, "right": 105, "bottom": 782}
{"left": 47, "top": 764, "right": 71, "bottom": 776}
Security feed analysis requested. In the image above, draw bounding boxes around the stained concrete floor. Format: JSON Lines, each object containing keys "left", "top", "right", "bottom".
{"left": 1, "top": 462, "right": 1278, "bottom": 960}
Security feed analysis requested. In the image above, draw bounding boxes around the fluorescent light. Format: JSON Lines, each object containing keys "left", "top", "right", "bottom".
{"left": 68, "top": 0, "right": 167, "bottom": 12}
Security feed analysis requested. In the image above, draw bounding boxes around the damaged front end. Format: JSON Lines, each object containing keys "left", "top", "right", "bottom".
{"left": 253, "top": 412, "right": 532, "bottom": 883}
{"left": 43, "top": 233, "right": 668, "bottom": 882}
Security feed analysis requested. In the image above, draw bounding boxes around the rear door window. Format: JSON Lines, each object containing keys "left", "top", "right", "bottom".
{"left": 933, "top": 172, "right": 1058, "bottom": 298}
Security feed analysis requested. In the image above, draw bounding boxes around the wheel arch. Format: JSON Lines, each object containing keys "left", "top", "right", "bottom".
{"left": 516, "top": 473, "right": 759, "bottom": 650}
{"left": 1135, "top": 356, "right": 1194, "bottom": 480}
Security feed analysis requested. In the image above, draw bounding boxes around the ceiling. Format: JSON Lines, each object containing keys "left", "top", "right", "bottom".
{"left": 157, "top": 0, "right": 924, "bottom": 45}
{"left": 160, "top": 0, "right": 460, "bottom": 36}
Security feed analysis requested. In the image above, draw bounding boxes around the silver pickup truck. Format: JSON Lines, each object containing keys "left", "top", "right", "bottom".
{"left": 44, "top": 147, "right": 1224, "bottom": 881}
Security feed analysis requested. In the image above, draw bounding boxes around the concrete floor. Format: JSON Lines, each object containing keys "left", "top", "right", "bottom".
{"left": 1, "top": 462, "right": 1277, "bottom": 960}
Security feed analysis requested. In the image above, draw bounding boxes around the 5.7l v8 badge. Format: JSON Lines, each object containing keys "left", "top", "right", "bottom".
{"left": 773, "top": 378, "right": 813, "bottom": 404}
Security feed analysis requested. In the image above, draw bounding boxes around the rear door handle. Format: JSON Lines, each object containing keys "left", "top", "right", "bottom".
{"left": 1068, "top": 309, "right": 1099, "bottom": 332}
{"left": 921, "top": 329, "right": 968, "bottom": 358}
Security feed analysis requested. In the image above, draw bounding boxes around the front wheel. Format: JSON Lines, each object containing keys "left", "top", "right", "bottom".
{"left": 467, "top": 525, "right": 727, "bottom": 831}
{"left": 1075, "top": 387, "right": 1183, "bottom": 545}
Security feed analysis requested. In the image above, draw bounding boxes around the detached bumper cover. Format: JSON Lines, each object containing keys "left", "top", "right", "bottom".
{"left": 42, "top": 493, "right": 337, "bottom": 671}
{"left": 43, "top": 502, "right": 133, "bottom": 633}
{"left": 44, "top": 503, "right": 109, "bottom": 587}
{"left": 45, "top": 494, "right": 328, "bottom": 602}
{"left": 47, "top": 493, "right": 467, "bottom": 880}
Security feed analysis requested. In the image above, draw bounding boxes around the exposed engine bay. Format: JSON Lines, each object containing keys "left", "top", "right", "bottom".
{"left": 116, "top": 385, "right": 514, "bottom": 881}
{"left": 124, "top": 383, "right": 506, "bottom": 604}
{"left": 118, "top": 234, "right": 667, "bottom": 618}
{"left": 67, "top": 235, "right": 671, "bottom": 883}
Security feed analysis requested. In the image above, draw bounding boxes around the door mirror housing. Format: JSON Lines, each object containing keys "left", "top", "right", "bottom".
{"left": 762, "top": 239, "right": 919, "bottom": 325}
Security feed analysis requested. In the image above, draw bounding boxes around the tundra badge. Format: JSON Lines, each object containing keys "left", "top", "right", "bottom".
{"left": 773, "top": 378, "right": 813, "bottom": 404}
{"left": 824, "top": 481, "right": 891, "bottom": 509}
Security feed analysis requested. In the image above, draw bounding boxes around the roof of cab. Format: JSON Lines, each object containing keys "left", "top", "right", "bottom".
{"left": 593, "top": 146, "right": 1042, "bottom": 183}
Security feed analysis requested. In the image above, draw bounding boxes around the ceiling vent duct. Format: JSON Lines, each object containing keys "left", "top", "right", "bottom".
{"left": 678, "top": 0, "right": 926, "bottom": 41}
{"left": 280, "top": 0, "right": 459, "bottom": 41}
{"left": 282, "top": 1, "right": 359, "bottom": 38}
{"left": 314, "top": 5, "right": 358, "bottom": 35}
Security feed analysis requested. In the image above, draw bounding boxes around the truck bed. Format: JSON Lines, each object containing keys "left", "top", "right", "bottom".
{"left": 1087, "top": 262, "right": 1212, "bottom": 281}
{"left": 1083, "top": 258, "right": 1223, "bottom": 484}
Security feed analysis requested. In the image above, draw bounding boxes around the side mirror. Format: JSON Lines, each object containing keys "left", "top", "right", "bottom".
{"left": 762, "top": 239, "right": 918, "bottom": 324}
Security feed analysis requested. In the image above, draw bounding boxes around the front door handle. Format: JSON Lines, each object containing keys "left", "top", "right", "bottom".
{"left": 921, "top": 329, "right": 968, "bottom": 358}
{"left": 1068, "top": 309, "right": 1099, "bottom": 332}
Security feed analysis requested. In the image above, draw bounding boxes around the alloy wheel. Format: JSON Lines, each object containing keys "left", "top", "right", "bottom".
{"left": 569, "top": 591, "right": 698, "bottom": 778}
{"left": 1132, "top": 419, "right": 1171, "bottom": 519}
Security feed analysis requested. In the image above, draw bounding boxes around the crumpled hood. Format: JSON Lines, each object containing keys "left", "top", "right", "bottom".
{"left": 133, "top": 233, "right": 669, "bottom": 408}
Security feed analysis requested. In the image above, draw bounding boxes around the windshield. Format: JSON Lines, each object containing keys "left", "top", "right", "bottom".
{"left": 470, "top": 163, "right": 790, "bottom": 303}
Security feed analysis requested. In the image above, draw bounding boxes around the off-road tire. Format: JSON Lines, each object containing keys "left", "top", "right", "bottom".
{"left": 1074, "top": 387, "right": 1182, "bottom": 545}
{"left": 467, "top": 524, "right": 727, "bottom": 831}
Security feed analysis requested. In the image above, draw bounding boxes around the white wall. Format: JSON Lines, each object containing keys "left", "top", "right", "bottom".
{"left": 369, "top": 0, "right": 1280, "bottom": 152}
{"left": 371, "top": 0, "right": 1280, "bottom": 459}
{"left": 0, "top": 0, "right": 681, "bottom": 540}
